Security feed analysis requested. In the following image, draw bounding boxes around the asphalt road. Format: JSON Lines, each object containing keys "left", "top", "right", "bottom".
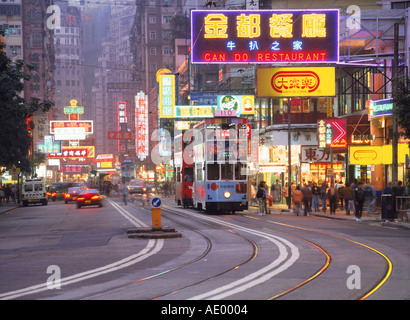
{"left": 0, "top": 197, "right": 409, "bottom": 302}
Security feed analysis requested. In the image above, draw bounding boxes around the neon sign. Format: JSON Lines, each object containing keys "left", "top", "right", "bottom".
{"left": 135, "top": 91, "right": 149, "bottom": 161}
{"left": 317, "top": 119, "right": 347, "bottom": 149}
{"left": 191, "top": 9, "right": 339, "bottom": 64}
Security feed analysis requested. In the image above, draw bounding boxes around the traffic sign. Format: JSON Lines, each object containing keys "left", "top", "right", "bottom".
{"left": 151, "top": 197, "right": 162, "bottom": 208}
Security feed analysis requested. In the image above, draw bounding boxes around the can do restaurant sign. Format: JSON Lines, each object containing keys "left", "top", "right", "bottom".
{"left": 191, "top": 9, "right": 339, "bottom": 64}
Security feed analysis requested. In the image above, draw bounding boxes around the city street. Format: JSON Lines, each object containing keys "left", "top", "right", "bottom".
{"left": 0, "top": 197, "right": 409, "bottom": 301}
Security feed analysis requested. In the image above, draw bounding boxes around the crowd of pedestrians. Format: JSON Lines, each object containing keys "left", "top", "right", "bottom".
{"left": 0, "top": 184, "right": 18, "bottom": 205}
{"left": 255, "top": 178, "right": 402, "bottom": 222}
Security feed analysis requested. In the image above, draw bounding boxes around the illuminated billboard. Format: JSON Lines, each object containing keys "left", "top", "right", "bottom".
{"left": 257, "top": 67, "right": 335, "bottom": 97}
{"left": 191, "top": 9, "right": 339, "bottom": 64}
{"left": 318, "top": 118, "right": 347, "bottom": 149}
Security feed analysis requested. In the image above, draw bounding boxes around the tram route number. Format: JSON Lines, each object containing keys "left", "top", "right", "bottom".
{"left": 161, "top": 304, "right": 248, "bottom": 317}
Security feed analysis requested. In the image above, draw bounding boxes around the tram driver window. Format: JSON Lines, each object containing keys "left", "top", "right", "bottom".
{"left": 221, "top": 164, "right": 233, "bottom": 180}
{"left": 207, "top": 163, "right": 219, "bottom": 180}
{"left": 235, "top": 163, "right": 247, "bottom": 180}
{"left": 184, "top": 168, "right": 193, "bottom": 182}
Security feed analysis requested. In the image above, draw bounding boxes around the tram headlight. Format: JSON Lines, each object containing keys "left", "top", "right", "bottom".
{"left": 223, "top": 191, "right": 231, "bottom": 199}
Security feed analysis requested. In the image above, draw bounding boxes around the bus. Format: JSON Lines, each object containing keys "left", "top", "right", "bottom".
{"left": 174, "top": 130, "right": 194, "bottom": 208}
{"left": 192, "top": 116, "right": 248, "bottom": 213}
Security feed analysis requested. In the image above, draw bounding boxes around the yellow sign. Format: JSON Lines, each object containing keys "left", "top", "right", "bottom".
{"left": 349, "top": 145, "right": 410, "bottom": 165}
{"left": 257, "top": 67, "right": 335, "bottom": 97}
{"left": 158, "top": 74, "right": 175, "bottom": 118}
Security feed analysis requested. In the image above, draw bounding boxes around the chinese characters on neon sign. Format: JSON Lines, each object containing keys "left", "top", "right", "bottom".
{"left": 317, "top": 119, "right": 347, "bottom": 149}
{"left": 158, "top": 74, "right": 175, "bottom": 118}
{"left": 191, "top": 10, "right": 339, "bottom": 64}
{"left": 135, "top": 92, "right": 149, "bottom": 161}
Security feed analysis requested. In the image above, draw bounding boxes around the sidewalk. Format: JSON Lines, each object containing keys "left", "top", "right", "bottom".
{"left": 0, "top": 202, "right": 20, "bottom": 215}
{"left": 245, "top": 201, "right": 410, "bottom": 229}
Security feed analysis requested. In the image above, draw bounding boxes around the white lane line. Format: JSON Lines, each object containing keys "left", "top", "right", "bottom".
{"left": 185, "top": 213, "right": 300, "bottom": 300}
{"left": 0, "top": 200, "right": 161, "bottom": 300}
{"left": 107, "top": 198, "right": 148, "bottom": 228}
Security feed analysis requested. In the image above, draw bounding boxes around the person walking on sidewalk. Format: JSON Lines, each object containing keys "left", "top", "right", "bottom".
{"left": 311, "top": 182, "right": 320, "bottom": 212}
{"left": 256, "top": 181, "right": 268, "bottom": 215}
{"left": 292, "top": 185, "right": 304, "bottom": 216}
{"left": 327, "top": 183, "right": 339, "bottom": 215}
{"left": 320, "top": 181, "right": 328, "bottom": 213}
{"left": 354, "top": 181, "right": 366, "bottom": 221}
{"left": 343, "top": 182, "right": 354, "bottom": 215}
{"left": 301, "top": 183, "right": 312, "bottom": 216}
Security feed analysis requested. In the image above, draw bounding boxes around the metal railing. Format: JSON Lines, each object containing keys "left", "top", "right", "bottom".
{"left": 395, "top": 196, "right": 410, "bottom": 222}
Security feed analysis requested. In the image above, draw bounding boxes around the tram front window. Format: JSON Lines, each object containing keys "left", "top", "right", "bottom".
{"left": 221, "top": 163, "right": 233, "bottom": 180}
{"left": 235, "top": 163, "right": 247, "bottom": 180}
{"left": 207, "top": 164, "right": 219, "bottom": 180}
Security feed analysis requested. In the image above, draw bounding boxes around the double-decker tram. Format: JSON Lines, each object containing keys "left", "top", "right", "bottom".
{"left": 174, "top": 130, "right": 194, "bottom": 208}
{"left": 192, "top": 115, "right": 248, "bottom": 213}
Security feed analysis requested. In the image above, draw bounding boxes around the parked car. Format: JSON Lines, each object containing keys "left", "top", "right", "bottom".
{"left": 22, "top": 179, "right": 47, "bottom": 207}
{"left": 76, "top": 189, "right": 103, "bottom": 208}
{"left": 64, "top": 187, "right": 82, "bottom": 204}
{"left": 128, "top": 179, "right": 146, "bottom": 194}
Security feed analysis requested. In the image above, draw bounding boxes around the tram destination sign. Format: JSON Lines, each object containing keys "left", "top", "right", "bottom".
{"left": 191, "top": 9, "right": 339, "bottom": 64}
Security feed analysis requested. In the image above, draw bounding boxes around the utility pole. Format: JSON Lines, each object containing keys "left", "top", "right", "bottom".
{"left": 392, "top": 22, "right": 399, "bottom": 188}
{"left": 287, "top": 98, "right": 292, "bottom": 209}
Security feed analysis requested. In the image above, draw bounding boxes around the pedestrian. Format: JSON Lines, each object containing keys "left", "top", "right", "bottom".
{"left": 343, "top": 182, "right": 354, "bottom": 216}
{"left": 354, "top": 181, "right": 366, "bottom": 221}
{"left": 301, "top": 183, "right": 312, "bottom": 216}
{"left": 292, "top": 185, "right": 303, "bottom": 216}
{"left": 256, "top": 181, "right": 267, "bottom": 215}
{"left": 282, "top": 182, "right": 290, "bottom": 208}
{"left": 320, "top": 181, "right": 328, "bottom": 213}
{"left": 120, "top": 182, "right": 128, "bottom": 205}
{"left": 4, "top": 184, "right": 11, "bottom": 203}
{"left": 272, "top": 180, "right": 281, "bottom": 204}
{"left": 336, "top": 180, "right": 345, "bottom": 209}
{"left": 0, "top": 187, "right": 4, "bottom": 205}
{"left": 363, "top": 181, "right": 376, "bottom": 215}
{"left": 327, "top": 183, "right": 339, "bottom": 215}
{"left": 311, "top": 182, "right": 320, "bottom": 212}
{"left": 11, "top": 185, "right": 17, "bottom": 203}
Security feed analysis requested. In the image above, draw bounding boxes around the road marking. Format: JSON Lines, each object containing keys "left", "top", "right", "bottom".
{"left": 0, "top": 200, "right": 162, "bottom": 300}
{"left": 182, "top": 212, "right": 300, "bottom": 300}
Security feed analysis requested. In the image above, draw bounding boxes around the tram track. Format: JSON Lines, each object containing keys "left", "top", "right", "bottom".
{"left": 66, "top": 199, "right": 259, "bottom": 300}
{"left": 238, "top": 214, "right": 393, "bottom": 300}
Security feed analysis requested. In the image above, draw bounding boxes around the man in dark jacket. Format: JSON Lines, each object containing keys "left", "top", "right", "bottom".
{"left": 354, "top": 182, "right": 366, "bottom": 221}
{"left": 301, "top": 184, "right": 312, "bottom": 216}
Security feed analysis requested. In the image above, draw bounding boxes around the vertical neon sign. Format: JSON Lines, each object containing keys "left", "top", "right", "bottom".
{"left": 135, "top": 92, "right": 149, "bottom": 161}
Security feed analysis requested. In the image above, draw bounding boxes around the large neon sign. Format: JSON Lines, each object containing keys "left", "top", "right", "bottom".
{"left": 191, "top": 9, "right": 339, "bottom": 64}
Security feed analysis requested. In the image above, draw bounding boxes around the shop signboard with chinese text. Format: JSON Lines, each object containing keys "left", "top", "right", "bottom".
{"left": 158, "top": 74, "right": 175, "bottom": 118}
{"left": 191, "top": 9, "right": 339, "bottom": 64}
{"left": 48, "top": 146, "right": 95, "bottom": 159}
{"left": 50, "top": 121, "right": 93, "bottom": 134}
{"left": 257, "top": 67, "right": 335, "bottom": 97}
{"left": 317, "top": 118, "right": 347, "bottom": 149}
{"left": 135, "top": 92, "right": 149, "bottom": 161}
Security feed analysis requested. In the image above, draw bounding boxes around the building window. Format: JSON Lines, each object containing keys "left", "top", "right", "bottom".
{"left": 163, "top": 47, "right": 172, "bottom": 55}
{"left": 150, "top": 31, "right": 156, "bottom": 40}
{"left": 149, "top": 15, "right": 156, "bottom": 24}
{"left": 149, "top": 47, "right": 157, "bottom": 55}
{"left": 162, "top": 15, "right": 172, "bottom": 24}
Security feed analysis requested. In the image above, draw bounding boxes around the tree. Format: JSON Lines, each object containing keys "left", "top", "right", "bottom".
{"left": 0, "top": 28, "right": 53, "bottom": 174}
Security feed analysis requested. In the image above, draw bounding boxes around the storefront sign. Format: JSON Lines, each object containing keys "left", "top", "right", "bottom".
{"left": 118, "top": 101, "right": 127, "bottom": 125}
{"left": 48, "top": 146, "right": 95, "bottom": 159}
{"left": 158, "top": 74, "right": 175, "bottom": 118}
{"left": 64, "top": 99, "right": 84, "bottom": 115}
{"left": 317, "top": 118, "right": 347, "bottom": 148}
{"left": 259, "top": 166, "right": 286, "bottom": 173}
{"left": 191, "top": 9, "right": 339, "bottom": 64}
{"left": 50, "top": 120, "right": 93, "bottom": 134}
{"left": 217, "top": 95, "right": 255, "bottom": 115}
{"left": 257, "top": 67, "right": 335, "bottom": 97}
{"left": 368, "top": 98, "right": 393, "bottom": 120}
{"left": 301, "top": 146, "right": 337, "bottom": 162}
{"left": 135, "top": 91, "right": 149, "bottom": 161}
